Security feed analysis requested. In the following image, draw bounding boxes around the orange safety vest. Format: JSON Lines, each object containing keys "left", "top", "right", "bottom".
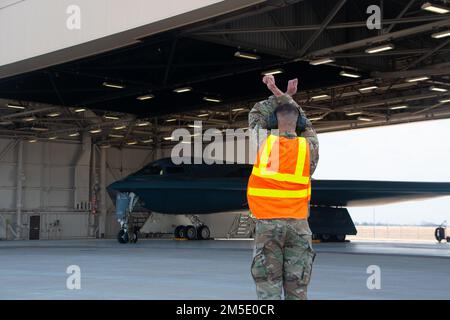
{"left": 247, "top": 134, "right": 311, "bottom": 220}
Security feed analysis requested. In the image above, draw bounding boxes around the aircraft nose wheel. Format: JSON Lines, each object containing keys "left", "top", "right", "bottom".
{"left": 117, "top": 229, "right": 138, "bottom": 243}
{"left": 117, "top": 229, "right": 129, "bottom": 243}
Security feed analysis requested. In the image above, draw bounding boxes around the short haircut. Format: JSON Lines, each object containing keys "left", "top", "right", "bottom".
{"left": 276, "top": 103, "right": 299, "bottom": 120}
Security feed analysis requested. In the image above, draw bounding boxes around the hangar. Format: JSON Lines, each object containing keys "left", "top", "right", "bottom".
{"left": 1, "top": 0, "right": 450, "bottom": 300}
{"left": 1, "top": 0, "right": 449, "bottom": 240}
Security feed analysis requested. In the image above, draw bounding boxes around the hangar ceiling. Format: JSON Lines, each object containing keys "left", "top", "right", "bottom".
{"left": 0, "top": 0, "right": 449, "bottom": 147}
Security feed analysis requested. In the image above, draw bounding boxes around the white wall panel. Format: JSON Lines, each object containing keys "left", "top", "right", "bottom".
{"left": 0, "top": 190, "right": 14, "bottom": 209}
{"left": 49, "top": 166, "right": 72, "bottom": 188}
{"left": 23, "top": 164, "right": 42, "bottom": 188}
{"left": 22, "top": 188, "right": 41, "bottom": 209}
{"left": 0, "top": 163, "right": 15, "bottom": 186}
{"left": 47, "top": 190, "right": 73, "bottom": 209}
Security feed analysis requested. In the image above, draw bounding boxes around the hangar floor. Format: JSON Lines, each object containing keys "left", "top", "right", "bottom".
{"left": 1, "top": 239, "right": 449, "bottom": 300}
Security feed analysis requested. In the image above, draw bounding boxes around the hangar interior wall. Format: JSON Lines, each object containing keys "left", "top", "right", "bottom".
{"left": 0, "top": 135, "right": 252, "bottom": 241}
{"left": 0, "top": 137, "right": 168, "bottom": 240}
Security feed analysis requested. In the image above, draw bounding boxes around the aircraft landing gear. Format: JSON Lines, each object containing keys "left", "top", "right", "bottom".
{"left": 174, "top": 215, "right": 211, "bottom": 240}
{"left": 313, "top": 233, "right": 346, "bottom": 242}
{"left": 117, "top": 229, "right": 138, "bottom": 244}
{"left": 115, "top": 192, "right": 140, "bottom": 244}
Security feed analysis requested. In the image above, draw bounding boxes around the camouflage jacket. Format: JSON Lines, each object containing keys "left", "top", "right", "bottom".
{"left": 248, "top": 94, "right": 319, "bottom": 175}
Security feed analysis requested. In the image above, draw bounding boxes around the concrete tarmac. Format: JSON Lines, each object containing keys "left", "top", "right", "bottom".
{"left": 1, "top": 239, "right": 449, "bottom": 300}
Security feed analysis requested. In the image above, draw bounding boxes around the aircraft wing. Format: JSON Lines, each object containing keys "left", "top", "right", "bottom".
{"left": 310, "top": 180, "right": 450, "bottom": 207}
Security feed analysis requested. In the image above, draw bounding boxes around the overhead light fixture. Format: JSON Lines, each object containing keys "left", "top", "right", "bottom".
{"left": 359, "top": 86, "right": 378, "bottom": 92}
{"left": 309, "top": 116, "right": 323, "bottom": 121}
{"left": 346, "top": 111, "right": 363, "bottom": 116}
{"left": 406, "top": 76, "right": 430, "bottom": 82}
{"left": 141, "top": 138, "right": 153, "bottom": 143}
{"left": 136, "top": 121, "right": 150, "bottom": 127}
{"left": 311, "top": 94, "right": 330, "bottom": 100}
{"left": 421, "top": 2, "right": 449, "bottom": 14}
{"left": 113, "top": 125, "right": 127, "bottom": 130}
{"left": 102, "top": 81, "right": 125, "bottom": 89}
{"left": 365, "top": 43, "right": 394, "bottom": 54}
{"left": 100, "top": 144, "right": 111, "bottom": 149}
{"left": 137, "top": 94, "right": 154, "bottom": 101}
{"left": 108, "top": 134, "right": 124, "bottom": 138}
{"left": 104, "top": 115, "right": 120, "bottom": 120}
{"left": 203, "top": 97, "right": 222, "bottom": 103}
{"left": 439, "top": 98, "right": 450, "bottom": 103}
{"left": 389, "top": 105, "right": 408, "bottom": 110}
{"left": 166, "top": 118, "right": 177, "bottom": 122}
{"left": 74, "top": 108, "right": 86, "bottom": 113}
{"left": 232, "top": 108, "right": 245, "bottom": 112}
{"left": 432, "top": 30, "right": 450, "bottom": 39}
{"left": 188, "top": 124, "right": 201, "bottom": 128}
{"left": 47, "top": 112, "right": 61, "bottom": 117}
{"left": 48, "top": 136, "right": 58, "bottom": 140}
{"left": 173, "top": 87, "right": 192, "bottom": 93}
{"left": 31, "top": 127, "right": 49, "bottom": 132}
{"left": 234, "top": 51, "right": 260, "bottom": 60}
{"left": 339, "top": 70, "right": 361, "bottom": 78}
{"left": 358, "top": 116, "right": 373, "bottom": 122}
{"left": 430, "top": 86, "right": 448, "bottom": 92}
{"left": 164, "top": 136, "right": 174, "bottom": 141}
{"left": 69, "top": 132, "right": 79, "bottom": 137}
{"left": 198, "top": 113, "right": 209, "bottom": 117}
{"left": 6, "top": 103, "right": 25, "bottom": 110}
{"left": 126, "top": 141, "right": 138, "bottom": 145}
{"left": 23, "top": 117, "right": 35, "bottom": 122}
{"left": 28, "top": 139, "right": 38, "bottom": 143}
{"left": 261, "top": 69, "right": 283, "bottom": 76}
{"left": 0, "top": 121, "right": 13, "bottom": 125}
{"left": 309, "top": 57, "right": 335, "bottom": 66}
{"left": 89, "top": 128, "right": 102, "bottom": 134}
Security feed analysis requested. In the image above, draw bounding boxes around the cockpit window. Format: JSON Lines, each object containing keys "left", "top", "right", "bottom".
{"left": 139, "top": 165, "right": 163, "bottom": 175}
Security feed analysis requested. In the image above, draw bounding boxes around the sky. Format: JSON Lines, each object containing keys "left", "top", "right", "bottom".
{"left": 313, "top": 118, "right": 450, "bottom": 226}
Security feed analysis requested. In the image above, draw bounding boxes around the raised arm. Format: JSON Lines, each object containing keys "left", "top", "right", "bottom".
{"left": 248, "top": 75, "right": 319, "bottom": 175}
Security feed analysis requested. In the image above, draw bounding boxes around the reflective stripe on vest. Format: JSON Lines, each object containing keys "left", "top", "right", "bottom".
{"left": 248, "top": 184, "right": 311, "bottom": 198}
{"left": 247, "top": 135, "right": 311, "bottom": 219}
{"left": 251, "top": 135, "right": 310, "bottom": 184}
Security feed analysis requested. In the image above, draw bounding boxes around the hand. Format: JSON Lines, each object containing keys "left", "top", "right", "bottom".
{"left": 262, "top": 75, "right": 283, "bottom": 97}
{"left": 286, "top": 78, "right": 298, "bottom": 96}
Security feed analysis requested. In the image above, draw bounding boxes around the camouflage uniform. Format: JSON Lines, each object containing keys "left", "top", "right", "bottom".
{"left": 248, "top": 93, "right": 319, "bottom": 300}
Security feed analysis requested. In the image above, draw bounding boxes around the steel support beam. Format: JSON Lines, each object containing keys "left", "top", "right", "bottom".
{"left": 403, "top": 38, "right": 450, "bottom": 70}
{"left": 192, "top": 15, "right": 450, "bottom": 35}
{"left": 372, "top": 67, "right": 450, "bottom": 79}
{"left": 307, "top": 18, "right": 450, "bottom": 58}
{"left": 298, "top": 0, "right": 346, "bottom": 57}
{"left": 385, "top": 0, "right": 416, "bottom": 33}
{"left": 99, "top": 146, "right": 107, "bottom": 238}
{"left": 15, "top": 139, "right": 23, "bottom": 240}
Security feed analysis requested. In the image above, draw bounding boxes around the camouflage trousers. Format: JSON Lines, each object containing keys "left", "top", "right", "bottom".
{"left": 251, "top": 219, "right": 316, "bottom": 300}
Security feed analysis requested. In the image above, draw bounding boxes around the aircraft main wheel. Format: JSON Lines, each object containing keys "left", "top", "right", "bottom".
{"left": 174, "top": 225, "right": 184, "bottom": 238}
{"left": 197, "top": 225, "right": 210, "bottom": 240}
{"left": 186, "top": 225, "right": 197, "bottom": 240}
{"left": 320, "top": 234, "right": 331, "bottom": 242}
{"left": 178, "top": 225, "right": 187, "bottom": 238}
{"left": 335, "top": 234, "right": 346, "bottom": 242}
{"left": 117, "top": 229, "right": 129, "bottom": 244}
